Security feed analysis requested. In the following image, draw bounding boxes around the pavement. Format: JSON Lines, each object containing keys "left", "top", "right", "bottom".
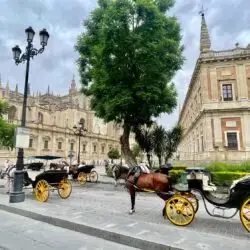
{"left": 0, "top": 166, "right": 249, "bottom": 250}
{"left": 0, "top": 210, "right": 138, "bottom": 250}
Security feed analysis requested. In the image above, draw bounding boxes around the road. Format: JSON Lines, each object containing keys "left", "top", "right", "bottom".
{"left": 0, "top": 168, "right": 249, "bottom": 249}
{"left": 0, "top": 210, "right": 138, "bottom": 250}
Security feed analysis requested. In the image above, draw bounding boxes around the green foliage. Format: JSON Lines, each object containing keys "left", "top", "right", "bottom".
{"left": 204, "top": 162, "right": 250, "bottom": 173}
{"left": 172, "top": 165, "right": 187, "bottom": 171}
{"left": 75, "top": 0, "right": 184, "bottom": 161}
{"left": 0, "top": 100, "right": 8, "bottom": 118}
{"left": 134, "top": 125, "right": 154, "bottom": 166}
{"left": 164, "top": 124, "right": 183, "bottom": 162}
{"left": 106, "top": 167, "right": 113, "bottom": 177}
{"left": 107, "top": 148, "right": 120, "bottom": 160}
{"left": 169, "top": 170, "right": 185, "bottom": 184}
{"left": 211, "top": 172, "right": 249, "bottom": 187}
{"left": 131, "top": 143, "right": 141, "bottom": 159}
{"left": 0, "top": 100, "right": 15, "bottom": 149}
{"left": 0, "top": 118, "right": 15, "bottom": 149}
{"left": 152, "top": 124, "right": 166, "bottom": 166}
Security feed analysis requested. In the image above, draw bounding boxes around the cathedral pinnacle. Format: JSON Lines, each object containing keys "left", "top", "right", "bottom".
{"left": 15, "top": 83, "right": 18, "bottom": 94}
{"left": 0, "top": 74, "right": 2, "bottom": 88}
{"left": 199, "top": 6, "right": 211, "bottom": 53}
{"left": 69, "top": 74, "right": 77, "bottom": 94}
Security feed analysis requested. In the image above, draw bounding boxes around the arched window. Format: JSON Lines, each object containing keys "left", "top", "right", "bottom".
{"left": 8, "top": 106, "right": 17, "bottom": 122}
{"left": 38, "top": 112, "right": 44, "bottom": 124}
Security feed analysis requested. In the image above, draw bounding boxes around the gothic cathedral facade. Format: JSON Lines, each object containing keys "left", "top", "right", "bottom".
{"left": 0, "top": 77, "right": 121, "bottom": 164}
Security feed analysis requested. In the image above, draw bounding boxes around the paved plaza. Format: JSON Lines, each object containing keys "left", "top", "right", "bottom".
{"left": 0, "top": 210, "right": 137, "bottom": 250}
{"left": 0, "top": 166, "right": 249, "bottom": 250}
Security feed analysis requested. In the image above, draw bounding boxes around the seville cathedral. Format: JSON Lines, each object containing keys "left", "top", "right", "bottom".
{"left": 0, "top": 77, "right": 122, "bottom": 164}
{"left": 177, "top": 13, "right": 250, "bottom": 164}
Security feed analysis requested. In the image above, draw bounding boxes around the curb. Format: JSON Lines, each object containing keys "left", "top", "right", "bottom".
{"left": 0, "top": 203, "right": 182, "bottom": 250}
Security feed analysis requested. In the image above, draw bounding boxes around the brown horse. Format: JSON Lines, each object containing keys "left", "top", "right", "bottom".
{"left": 126, "top": 172, "right": 172, "bottom": 215}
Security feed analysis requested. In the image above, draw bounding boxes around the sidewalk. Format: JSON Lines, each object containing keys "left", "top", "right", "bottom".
{"left": 0, "top": 182, "right": 249, "bottom": 250}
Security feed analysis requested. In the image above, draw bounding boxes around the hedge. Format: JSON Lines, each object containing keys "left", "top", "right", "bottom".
{"left": 169, "top": 169, "right": 250, "bottom": 187}
{"left": 211, "top": 172, "right": 249, "bottom": 186}
{"left": 205, "top": 162, "right": 250, "bottom": 173}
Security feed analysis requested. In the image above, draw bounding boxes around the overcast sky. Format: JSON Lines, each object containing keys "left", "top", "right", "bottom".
{"left": 0, "top": 0, "right": 250, "bottom": 129}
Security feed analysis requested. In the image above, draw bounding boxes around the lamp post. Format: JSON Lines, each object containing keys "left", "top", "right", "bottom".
{"left": 10, "top": 27, "right": 49, "bottom": 203}
{"left": 73, "top": 120, "right": 87, "bottom": 165}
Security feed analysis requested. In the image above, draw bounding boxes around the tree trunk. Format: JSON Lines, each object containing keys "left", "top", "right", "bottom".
{"left": 157, "top": 154, "right": 162, "bottom": 167}
{"left": 120, "top": 122, "right": 137, "bottom": 167}
{"left": 146, "top": 153, "right": 151, "bottom": 168}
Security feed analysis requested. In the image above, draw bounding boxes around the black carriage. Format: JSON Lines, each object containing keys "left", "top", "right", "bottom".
{"left": 70, "top": 164, "right": 98, "bottom": 185}
{"left": 164, "top": 167, "right": 250, "bottom": 232}
{"left": 23, "top": 169, "right": 72, "bottom": 202}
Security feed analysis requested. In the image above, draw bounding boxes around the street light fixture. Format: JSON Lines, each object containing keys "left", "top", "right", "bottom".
{"left": 10, "top": 27, "right": 49, "bottom": 203}
{"left": 73, "top": 120, "right": 87, "bottom": 165}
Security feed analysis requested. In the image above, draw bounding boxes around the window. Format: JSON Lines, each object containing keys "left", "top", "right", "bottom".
{"left": 102, "top": 145, "right": 105, "bottom": 154}
{"left": 44, "top": 140, "right": 48, "bottom": 149}
{"left": 38, "top": 112, "right": 44, "bottom": 123}
{"left": 222, "top": 84, "right": 233, "bottom": 101}
{"left": 93, "top": 145, "right": 97, "bottom": 153}
{"left": 29, "top": 139, "right": 33, "bottom": 148}
{"left": 227, "top": 132, "right": 238, "bottom": 150}
{"left": 70, "top": 143, "right": 74, "bottom": 151}
{"left": 82, "top": 144, "right": 86, "bottom": 152}
{"left": 201, "top": 135, "right": 204, "bottom": 152}
{"left": 58, "top": 142, "right": 62, "bottom": 150}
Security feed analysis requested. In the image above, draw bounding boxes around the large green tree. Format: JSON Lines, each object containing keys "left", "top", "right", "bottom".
{"left": 75, "top": 0, "right": 184, "bottom": 166}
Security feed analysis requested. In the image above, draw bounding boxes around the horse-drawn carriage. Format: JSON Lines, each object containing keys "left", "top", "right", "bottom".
{"left": 23, "top": 170, "right": 72, "bottom": 202}
{"left": 165, "top": 167, "right": 250, "bottom": 232}
{"left": 126, "top": 165, "right": 250, "bottom": 232}
{"left": 2, "top": 156, "right": 72, "bottom": 202}
{"left": 70, "top": 164, "right": 98, "bottom": 185}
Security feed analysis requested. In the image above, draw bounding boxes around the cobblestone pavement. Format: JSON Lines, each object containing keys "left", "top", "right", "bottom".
{"left": 0, "top": 210, "right": 138, "bottom": 250}
{"left": 0, "top": 167, "right": 249, "bottom": 247}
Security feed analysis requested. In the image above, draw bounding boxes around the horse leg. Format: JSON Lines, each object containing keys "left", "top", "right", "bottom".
{"left": 114, "top": 178, "right": 117, "bottom": 187}
{"left": 162, "top": 204, "right": 166, "bottom": 218}
{"left": 129, "top": 187, "right": 136, "bottom": 214}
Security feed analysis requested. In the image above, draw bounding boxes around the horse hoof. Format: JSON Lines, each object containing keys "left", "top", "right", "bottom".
{"left": 129, "top": 209, "right": 135, "bottom": 215}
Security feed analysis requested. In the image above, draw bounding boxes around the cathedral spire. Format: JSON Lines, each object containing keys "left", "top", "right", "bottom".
{"left": 69, "top": 74, "right": 77, "bottom": 95}
{"left": 199, "top": 6, "right": 211, "bottom": 53}
{"left": 15, "top": 83, "right": 18, "bottom": 94}
{"left": 47, "top": 85, "right": 50, "bottom": 95}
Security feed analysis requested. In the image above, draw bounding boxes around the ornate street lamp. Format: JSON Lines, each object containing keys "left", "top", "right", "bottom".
{"left": 73, "top": 120, "right": 87, "bottom": 165}
{"left": 10, "top": 27, "right": 49, "bottom": 203}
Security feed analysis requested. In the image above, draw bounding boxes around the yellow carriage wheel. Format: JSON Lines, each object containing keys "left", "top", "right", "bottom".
{"left": 240, "top": 197, "right": 250, "bottom": 232}
{"left": 165, "top": 195, "right": 195, "bottom": 227}
{"left": 34, "top": 180, "right": 50, "bottom": 202}
{"left": 181, "top": 192, "right": 199, "bottom": 213}
{"left": 78, "top": 172, "right": 87, "bottom": 185}
{"left": 89, "top": 171, "right": 98, "bottom": 183}
{"left": 58, "top": 179, "right": 72, "bottom": 199}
